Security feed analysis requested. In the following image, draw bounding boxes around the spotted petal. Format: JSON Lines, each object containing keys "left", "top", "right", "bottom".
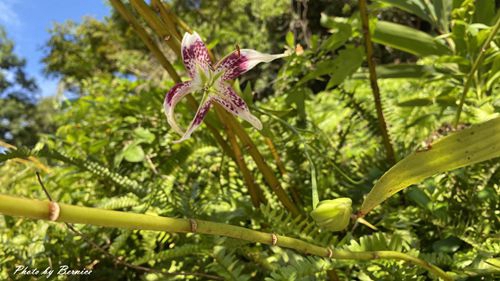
{"left": 216, "top": 49, "right": 287, "bottom": 81}
{"left": 173, "top": 99, "right": 213, "bottom": 143}
{"left": 164, "top": 81, "right": 196, "bottom": 135}
{"left": 213, "top": 81, "right": 262, "bottom": 130}
{"left": 181, "top": 32, "right": 212, "bottom": 81}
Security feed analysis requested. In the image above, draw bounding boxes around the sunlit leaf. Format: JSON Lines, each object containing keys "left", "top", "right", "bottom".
{"left": 354, "top": 64, "right": 435, "bottom": 79}
{"left": 397, "top": 98, "right": 433, "bottom": 107}
{"left": 360, "top": 117, "right": 500, "bottom": 215}
{"left": 372, "top": 21, "right": 451, "bottom": 57}
{"left": 123, "top": 144, "right": 145, "bottom": 163}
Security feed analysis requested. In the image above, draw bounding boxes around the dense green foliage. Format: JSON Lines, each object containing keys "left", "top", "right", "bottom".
{"left": 1, "top": 0, "right": 499, "bottom": 280}
{"left": 0, "top": 26, "right": 58, "bottom": 147}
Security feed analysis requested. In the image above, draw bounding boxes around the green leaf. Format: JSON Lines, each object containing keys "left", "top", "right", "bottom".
{"left": 360, "top": 117, "right": 500, "bottom": 215}
{"left": 406, "top": 187, "right": 431, "bottom": 210}
{"left": 298, "top": 46, "right": 363, "bottom": 86}
{"left": 133, "top": 127, "right": 155, "bottom": 144}
{"left": 379, "top": 64, "right": 434, "bottom": 78}
{"left": 242, "top": 82, "right": 253, "bottom": 104}
{"left": 354, "top": 64, "right": 435, "bottom": 79}
{"left": 285, "top": 31, "right": 295, "bottom": 48}
{"left": 432, "top": 237, "right": 462, "bottom": 253}
{"left": 397, "top": 98, "right": 433, "bottom": 107}
{"left": 123, "top": 144, "right": 145, "bottom": 163}
{"left": 319, "top": 14, "right": 351, "bottom": 52}
{"left": 473, "top": 0, "right": 496, "bottom": 24}
{"left": 326, "top": 47, "right": 364, "bottom": 88}
{"left": 372, "top": 21, "right": 451, "bottom": 57}
{"left": 377, "top": 0, "right": 435, "bottom": 25}
{"left": 433, "top": 0, "right": 452, "bottom": 32}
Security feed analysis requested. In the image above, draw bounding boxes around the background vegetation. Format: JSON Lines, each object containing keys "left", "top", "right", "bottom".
{"left": 1, "top": 0, "right": 499, "bottom": 280}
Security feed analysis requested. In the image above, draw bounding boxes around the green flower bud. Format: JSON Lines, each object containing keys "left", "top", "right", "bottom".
{"left": 310, "top": 198, "right": 352, "bottom": 232}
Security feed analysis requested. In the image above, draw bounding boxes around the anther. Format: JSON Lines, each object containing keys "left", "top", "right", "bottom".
{"left": 189, "top": 219, "right": 198, "bottom": 233}
{"left": 271, "top": 233, "right": 278, "bottom": 246}
{"left": 164, "top": 35, "right": 171, "bottom": 41}
{"left": 236, "top": 44, "right": 241, "bottom": 58}
{"left": 48, "top": 201, "right": 60, "bottom": 221}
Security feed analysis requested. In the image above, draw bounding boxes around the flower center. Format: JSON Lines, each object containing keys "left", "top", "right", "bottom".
{"left": 198, "top": 66, "right": 224, "bottom": 94}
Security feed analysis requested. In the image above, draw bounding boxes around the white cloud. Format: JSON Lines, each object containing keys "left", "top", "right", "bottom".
{"left": 0, "top": 0, "right": 20, "bottom": 27}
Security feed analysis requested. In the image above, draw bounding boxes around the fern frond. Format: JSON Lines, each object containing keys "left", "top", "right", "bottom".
{"left": 97, "top": 193, "right": 140, "bottom": 210}
{"left": 267, "top": 255, "right": 331, "bottom": 281}
{"left": 109, "top": 230, "right": 131, "bottom": 255}
{"left": 208, "top": 246, "right": 251, "bottom": 281}
{"left": 343, "top": 232, "right": 406, "bottom": 252}
{"left": 259, "top": 204, "right": 338, "bottom": 247}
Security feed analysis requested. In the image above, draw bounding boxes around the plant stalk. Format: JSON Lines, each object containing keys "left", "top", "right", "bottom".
{"left": 358, "top": 0, "right": 396, "bottom": 165}
{"left": 110, "top": 0, "right": 236, "bottom": 162}
{"left": 154, "top": 0, "right": 193, "bottom": 34}
{"left": 129, "top": 0, "right": 181, "bottom": 54}
{"left": 454, "top": 16, "right": 500, "bottom": 127}
{"left": 264, "top": 137, "right": 287, "bottom": 176}
{"left": 150, "top": 0, "right": 182, "bottom": 41}
{"left": 226, "top": 118, "right": 302, "bottom": 216}
{"left": 109, "top": 0, "right": 180, "bottom": 82}
{"left": 0, "top": 194, "right": 452, "bottom": 281}
{"left": 214, "top": 104, "right": 265, "bottom": 207}
{"left": 111, "top": 0, "right": 300, "bottom": 216}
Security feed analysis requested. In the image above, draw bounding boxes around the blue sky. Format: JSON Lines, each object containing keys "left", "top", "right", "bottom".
{"left": 0, "top": 0, "right": 111, "bottom": 97}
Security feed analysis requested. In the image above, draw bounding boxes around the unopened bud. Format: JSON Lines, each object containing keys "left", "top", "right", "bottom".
{"left": 310, "top": 198, "right": 352, "bottom": 232}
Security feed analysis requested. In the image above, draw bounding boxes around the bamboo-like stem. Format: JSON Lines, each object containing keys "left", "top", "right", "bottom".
{"left": 110, "top": 0, "right": 180, "bottom": 82}
{"left": 150, "top": 0, "right": 182, "bottom": 41}
{"left": 0, "top": 194, "right": 452, "bottom": 281}
{"left": 214, "top": 104, "right": 265, "bottom": 207}
{"left": 454, "top": 16, "right": 500, "bottom": 127}
{"left": 226, "top": 118, "right": 302, "bottom": 216}
{"left": 129, "top": 0, "right": 181, "bottom": 54}
{"left": 358, "top": 0, "right": 396, "bottom": 165}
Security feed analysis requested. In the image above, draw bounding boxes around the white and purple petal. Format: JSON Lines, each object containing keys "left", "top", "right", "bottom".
{"left": 181, "top": 32, "right": 212, "bottom": 80}
{"left": 164, "top": 81, "right": 195, "bottom": 135}
{"left": 216, "top": 49, "right": 287, "bottom": 81}
{"left": 213, "top": 82, "right": 262, "bottom": 130}
{"left": 173, "top": 99, "right": 213, "bottom": 143}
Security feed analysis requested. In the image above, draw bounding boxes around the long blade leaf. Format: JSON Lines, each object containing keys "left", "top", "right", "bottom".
{"left": 359, "top": 117, "right": 500, "bottom": 216}
{"left": 372, "top": 21, "right": 451, "bottom": 57}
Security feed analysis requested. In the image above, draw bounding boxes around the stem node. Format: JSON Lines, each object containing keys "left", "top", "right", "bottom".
{"left": 189, "top": 219, "right": 198, "bottom": 233}
{"left": 271, "top": 233, "right": 278, "bottom": 246}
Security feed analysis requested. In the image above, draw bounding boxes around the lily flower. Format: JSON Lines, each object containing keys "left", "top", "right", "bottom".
{"left": 164, "top": 32, "right": 287, "bottom": 143}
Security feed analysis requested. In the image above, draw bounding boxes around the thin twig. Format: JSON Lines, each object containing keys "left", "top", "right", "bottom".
{"left": 358, "top": 0, "right": 396, "bottom": 165}
{"left": 264, "top": 137, "right": 287, "bottom": 177}
{"left": 36, "top": 172, "right": 53, "bottom": 201}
